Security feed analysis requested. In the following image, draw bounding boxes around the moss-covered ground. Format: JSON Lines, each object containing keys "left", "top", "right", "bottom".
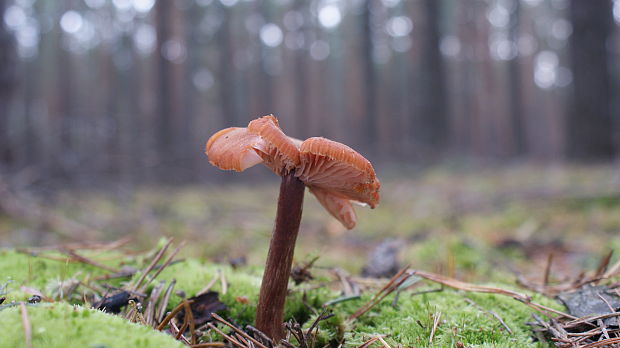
{"left": 0, "top": 303, "right": 186, "bottom": 348}
{"left": 0, "top": 164, "right": 619, "bottom": 347}
{"left": 0, "top": 248, "right": 561, "bottom": 347}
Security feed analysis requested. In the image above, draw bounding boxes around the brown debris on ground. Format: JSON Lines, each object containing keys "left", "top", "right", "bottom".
{"left": 8, "top": 237, "right": 340, "bottom": 348}
{"left": 176, "top": 292, "right": 226, "bottom": 328}
{"left": 7, "top": 228, "right": 620, "bottom": 347}
{"left": 290, "top": 256, "right": 319, "bottom": 285}
{"left": 522, "top": 253, "right": 620, "bottom": 347}
{"left": 361, "top": 238, "right": 402, "bottom": 279}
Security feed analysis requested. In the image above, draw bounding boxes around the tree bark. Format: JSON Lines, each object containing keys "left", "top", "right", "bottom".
{"left": 361, "top": 0, "right": 377, "bottom": 149}
{"left": 567, "top": 0, "right": 615, "bottom": 160}
{"left": 156, "top": 0, "right": 173, "bottom": 171}
{"left": 508, "top": 0, "right": 525, "bottom": 156}
{"left": 217, "top": 3, "right": 236, "bottom": 125}
{"left": 416, "top": 0, "right": 447, "bottom": 151}
{"left": 0, "top": 0, "right": 15, "bottom": 166}
{"left": 294, "top": 0, "right": 309, "bottom": 139}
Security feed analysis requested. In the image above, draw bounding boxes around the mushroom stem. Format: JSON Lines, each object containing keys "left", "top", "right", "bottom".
{"left": 255, "top": 172, "right": 305, "bottom": 342}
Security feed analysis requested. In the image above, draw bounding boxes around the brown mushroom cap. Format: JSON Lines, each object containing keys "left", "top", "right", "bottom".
{"left": 205, "top": 116, "right": 380, "bottom": 229}
{"left": 309, "top": 186, "right": 357, "bottom": 229}
{"left": 248, "top": 115, "right": 300, "bottom": 175}
{"left": 297, "top": 137, "right": 380, "bottom": 208}
{"left": 205, "top": 127, "right": 265, "bottom": 172}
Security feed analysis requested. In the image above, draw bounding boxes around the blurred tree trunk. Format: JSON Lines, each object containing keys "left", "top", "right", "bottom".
{"left": 257, "top": 2, "right": 274, "bottom": 119}
{"left": 169, "top": 3, "right": 188, "bottom": 178}
{"left": 507, "top": 0, "right": 525, "bottom": 156}
{"left": 117, "top": 34, "right": 138, "bottom": 183}
{"left": 217, "top": 3, "right": 236, "bottom": 125}
{"left": 99, "top": 39, "right": 115, "bottom": 180}
{"left": 156, "top": 0, "right": 173, "bottom": 169}
{"left": 294, "top": 0, "right": 309, "bottom": 139}
{"left": 453, "top": 1, "right": 476, "bottom": 153}
{"left": 105, "top": 45, "right": 119, "bottom": 180}
{"left": 416, "top": 0, "right": 446, "bottom": 152}
{"left": 56, "top": 2, "right": 73, "bottom": 179}
{"left": 361, "top": 0, "right": 377, "bottom": 149}
{"left": 567, "top": 0, "right": 615, "bottom": 160}
{"left": 326, "top": 22, "right": 346, "bottom": 143}
{"left": 475, "top": 2, "right": 494, "bottom": 156}
{"left": 20, "top": 53, "right": 34, "bottom": 166}
{"left": 0, "top": 0, "right": 15, "bottom": 167}
{"left": 183, "top": 2, "right": 199, "bottom": 173}
{"left": 517, "top": 5, "right": 539, "bottom": 158}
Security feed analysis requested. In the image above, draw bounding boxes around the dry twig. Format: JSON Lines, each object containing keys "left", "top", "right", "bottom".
{"left": 211, "top": 313, "right": 268, "bottom": 348}
{"left": 544, "top": 253, "right": 554, "bottom": 286}
{"left": 139, "top": 241, "right": 185, "bottom": 293}
{"left": 20, "top": 302, "right": 32, "bottom": 348}
{"left": 377, "top": 335, "right": 392, "bottom": 348}
{"left": 183, "top": 299, "right": 197, "bottom": 345}
{"left": 131, "top": 238, "right": 173, "bottom": 292}
{"left": 349, "top": 267, "right": 413, "bottom": 320}
{"left": 157, "top": 299, "right": 193, "bottom": 331}
{"left": 428, "top": 312, "right": 441, "bottom": 344}
{"left": 464, "top": 298, "right": 513, "bottom": 334}
{"left": 358, "top": 335, "right": 382, "bottom": 348}
{"left": 144, "top": 281, "right": 165, "bottom": 326}
{"left": 207, "top": 323, "right": 246, "bottom": 347}
{"left": 197, "top": 274, "right": 220, "bottom": 297}
{"left": 414, "top": 270, "right": 576, "bottom": 320}
{"left": 219, "top": 269, "right": 228, "bottom": 295}
{"left": 157, "top": 280, "right": 176, "bottom": 324}
{"left": 62, "top": 249, "right": 119, "bottom": 273}
{"left": 170, "top": 320, "right": 192, "bottom": 345}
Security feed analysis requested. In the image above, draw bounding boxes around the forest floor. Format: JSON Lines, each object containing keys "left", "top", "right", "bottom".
{"left": 1, "top": 163, "right": 620, "bottom": 347}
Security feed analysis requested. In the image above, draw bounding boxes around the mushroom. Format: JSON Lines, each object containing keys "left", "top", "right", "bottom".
{"left": 205, "top": 115, "right": 380, "bottom": 341}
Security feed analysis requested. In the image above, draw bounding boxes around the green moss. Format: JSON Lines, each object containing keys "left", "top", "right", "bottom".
{"left": 401, "top": 236, "right": 512, "bottom": 283}
{"left": 0, "top": 249, "right": 561, "bottom": 347}
{"left": 153, "top": 259, "right": 329, "bottom": 326}
{"left": 329, "top": 287, "right": 556, "bottom": 347}
{"left": 156, "top": 259, "right": 557, "bottom": 347}
{"left": 0, "top": 303, "right": 184, "bottom": 348}
{"left": 563, "top": 195, "right": 620, "bottom": 210}
{"left": 0, "top": 249, "right": 120, "bottom": 300}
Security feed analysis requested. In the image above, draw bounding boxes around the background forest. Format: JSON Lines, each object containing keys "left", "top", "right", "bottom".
{"left": 1, "top": 0, "right": 619, "bottom": 187}
{"left": 1, "top": 2, "right": 620, "bottom": 347}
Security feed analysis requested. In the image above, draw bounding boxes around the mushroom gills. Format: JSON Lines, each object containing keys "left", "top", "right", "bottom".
{"left": 309, "top": 186, "right": 357, "bottom": 229}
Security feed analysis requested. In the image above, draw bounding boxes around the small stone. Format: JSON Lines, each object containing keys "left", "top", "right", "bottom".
{"left": 28, "top": 295, "right": 41, "bottom": 304}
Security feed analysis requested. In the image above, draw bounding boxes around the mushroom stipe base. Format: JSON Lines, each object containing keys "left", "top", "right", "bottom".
{"left": 255, "top": 172, "right": 305, "bottom": 342}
